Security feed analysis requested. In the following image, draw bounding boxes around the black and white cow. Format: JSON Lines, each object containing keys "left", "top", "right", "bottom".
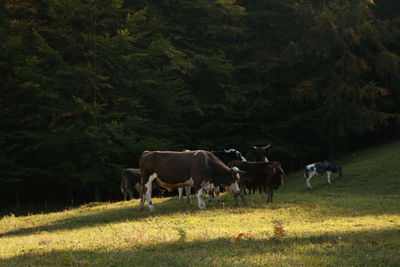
{"left": 245, "top": 145, "right": 271, "bottom": 162}
{"left": 212, "top": 149, "right": 247, "bottom": 165}
{"left": 304, "top": 161, "right": 343, "bottom": 189}
{"left": 120, "top": 168, "right": 141, "bottom": 201}
{"left": 209, "top": 149, "right": 247, "bottom": 202}
{"left": 139, "top": 150, "right": 243, "bottom": 211}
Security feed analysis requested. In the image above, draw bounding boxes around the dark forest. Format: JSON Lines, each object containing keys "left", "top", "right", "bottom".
{"left": 1, "top": 0, "right": 399, "bottom": 211}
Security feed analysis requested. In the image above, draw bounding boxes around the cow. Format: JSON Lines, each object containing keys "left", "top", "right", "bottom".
{"left": 209, "top": 149, "right": 247, "bottom": 202}
{"left": 212, "top": 149, "right": 247, "bottom": 165}
{"left": 245, "top": 145, "right": 271, "bottom": 162}
{"left": 229, "top": 160, "right": 284, "bottom": 205}
{"left": 139, "top": 150, "right": 243, "bottom": 211}
{"left": 304, "top": 161, "right": 343, "bottom": 189}
{"left": 120, "top": 168, "right": 141, "bottom": 201}
{"left": 121, "top": 168, "right": 165, "bottom": 200}
{"left": 244, "top": 144, "right": 271, "bottom": 194}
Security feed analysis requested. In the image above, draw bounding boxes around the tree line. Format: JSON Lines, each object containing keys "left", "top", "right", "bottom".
{"left": 1, "top": 0, "right": 399, "bottom": 210}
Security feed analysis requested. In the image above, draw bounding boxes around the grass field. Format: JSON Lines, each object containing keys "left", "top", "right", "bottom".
{"left": 1, "top": 142, "right": 400, "bottom": 266}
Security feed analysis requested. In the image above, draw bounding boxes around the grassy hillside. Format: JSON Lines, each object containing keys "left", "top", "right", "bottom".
{"left": 1, "top": 142, "right": 400, "bottom": 266}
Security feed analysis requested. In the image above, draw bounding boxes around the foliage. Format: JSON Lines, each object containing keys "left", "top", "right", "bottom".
{"left": 0, "top": 0, "right": 399, "bottom": 207}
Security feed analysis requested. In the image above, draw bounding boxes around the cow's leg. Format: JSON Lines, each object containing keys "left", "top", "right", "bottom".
{"left": 185, "top": 186, "right": 192, "bottom": 204}
{"left": 207, "top": 183, "right": 215, "bottom": 202}
{"left": 144, "top": 173, "right": 157, "bottom": 211}
{"left": 214, "top": 186, "right": 221, "bottom": 202}
{"left": 139, "top": 180, "right": 146, "bottom": 210}
{"left": 121, "top": 182, "right": 127, "bottom": 201}
{"left": 244, "top": 186, "right": 248, "bottom": 195}
{"left": 178, "top": 187, "right": 184, "bottom": 203}
{"left": 123, "top": 186, "right": 127, "bottom": 201}
{"left": 128, "top": 188, "right": 134, "bottom": 200}
{"left": 233, "top": 190, "right": 239, "bottom": 206}
{"left": 266, "top": 186, "right": 273, "bottom": 203}
{"left": 327, "top": 171, "right": 332, "bottom": 184}
{"left": 196, "top": 187, "right": 206, "bottom": 210}
{"left": 238, "top": 185, "right": 247, "bottom": 206}
{"left": 306, "top": 172, "right": 315, "bottom": 189}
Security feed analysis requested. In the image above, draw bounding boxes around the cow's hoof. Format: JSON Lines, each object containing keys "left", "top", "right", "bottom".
{"left": 149, "top": 205, "right": 155, "bottom": 212}
{"left": 198, "top": 204, "right": 206, "bottom": 210}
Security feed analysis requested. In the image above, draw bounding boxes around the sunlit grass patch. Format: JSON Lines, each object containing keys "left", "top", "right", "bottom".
{"left": 1, "top": 142, "right": 400, "bottom": 266}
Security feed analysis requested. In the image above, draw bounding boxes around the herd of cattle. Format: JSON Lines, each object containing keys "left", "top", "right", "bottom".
{"left": 120, "top": 145, "right": 343, "bottom": 211}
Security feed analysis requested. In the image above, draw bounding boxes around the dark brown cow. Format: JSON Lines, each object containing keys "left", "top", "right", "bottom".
{"left": 245, "top": 144, "right": 271, "bottom": 194}
{"left": 139, "top": 150, "right": 243, "bottom": 211}
{"left": 245, "top": 145, "right": 271, "bottom": 162}
{"left": 229, "top": 161, "right": 284, "bottom": 204}
{"left": 120, "top": 168, "right": 141, "bottom": 201}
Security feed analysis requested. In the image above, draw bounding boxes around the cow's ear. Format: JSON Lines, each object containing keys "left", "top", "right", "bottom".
{"left": 253, "top": 146, "right": 257, "bottom": 150}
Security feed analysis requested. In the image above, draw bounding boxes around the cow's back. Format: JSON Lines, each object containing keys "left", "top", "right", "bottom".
{"left": 122, "top": 168, "right": 141, "bottom": 186}
{"left": 230, "top": 161, "right": 267, "bottom": 175}
{"left": 139, "top": 150, "right": 211, "bottom": 183}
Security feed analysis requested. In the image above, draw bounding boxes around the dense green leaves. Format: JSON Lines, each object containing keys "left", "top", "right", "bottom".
{"left": 0, "top": 0, "right": 399, "bottom": 208}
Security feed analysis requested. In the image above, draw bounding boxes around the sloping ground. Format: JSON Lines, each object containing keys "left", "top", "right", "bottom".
{"left": 282, "top": 141, "right": 400, "bottom": 195}
{"left": 0, "top": 142, "right": 399, "bottom": 266}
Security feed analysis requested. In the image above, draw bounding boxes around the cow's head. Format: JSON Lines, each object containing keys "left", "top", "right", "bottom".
{"left": 225, "top": 167, "right": 245, "bottom": 194}
{"left": 266, "top": 162, "right": 284, "bottom": 190}
{"left": 252, "top": 145, "right": 270, "bottom": 162}
{"left": 224, "top": 149, "right": 247, "bottom": 162}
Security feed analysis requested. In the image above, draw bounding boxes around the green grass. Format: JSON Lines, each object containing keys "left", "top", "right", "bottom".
{"left": 1, "top": 142, "right": 400, "bottom": 266}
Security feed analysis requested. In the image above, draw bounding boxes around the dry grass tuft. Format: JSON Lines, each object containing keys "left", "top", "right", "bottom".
{"left": 272, "top": 220, "right": 286, "bottom": 240}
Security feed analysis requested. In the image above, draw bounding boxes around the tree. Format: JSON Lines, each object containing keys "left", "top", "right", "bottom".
{"left": 287, "top": 0, "right": 396, "bottom": 155}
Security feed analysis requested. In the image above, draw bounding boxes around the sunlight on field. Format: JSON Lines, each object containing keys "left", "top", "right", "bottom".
{"left": 1, "top": 193, "right": 400, "bottom": 266}
{"left": 1, "top": 142, "right": 400, "bottom": 266}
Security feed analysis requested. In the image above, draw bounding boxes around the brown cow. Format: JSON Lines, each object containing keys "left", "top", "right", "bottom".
{"left": 245, "top": 145, "right": 271, "bottom": 162}
{"left": 229, "top": 161, "right": 284, "bottom": 205}
{"left": 139, "top": 150, "right": 243, "bottom": 211}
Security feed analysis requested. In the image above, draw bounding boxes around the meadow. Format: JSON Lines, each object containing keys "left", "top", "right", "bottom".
{"left": 1, "top": 142, "right": 400, "bottom": 266}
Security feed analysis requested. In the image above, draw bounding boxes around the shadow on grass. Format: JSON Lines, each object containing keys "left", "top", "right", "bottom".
{"left": 0, "top": 202, "right": 84, "bottom": 218}
{"left": 1, "top": 228, "right": 399, "bottom": 267}
{"left": 1, "top": 188, "right": 399, "bottom": 240}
